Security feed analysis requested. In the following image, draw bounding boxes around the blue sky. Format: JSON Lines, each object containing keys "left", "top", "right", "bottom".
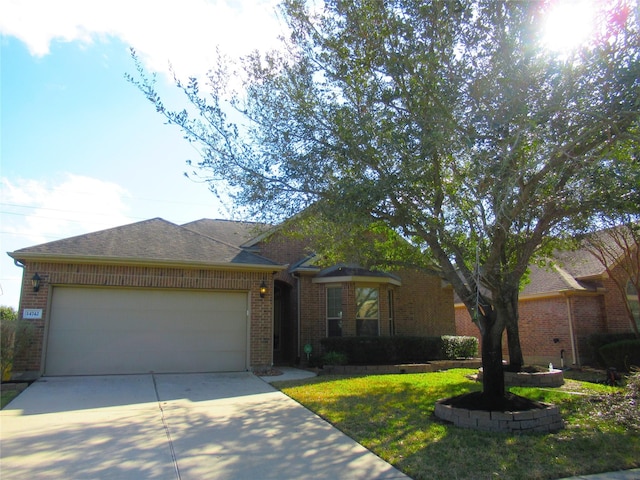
{"left": 1, "top": 0, "right": 283, "bottom": 308}
{"left": 0, "top": 0, "right": 598, "bottom": 309}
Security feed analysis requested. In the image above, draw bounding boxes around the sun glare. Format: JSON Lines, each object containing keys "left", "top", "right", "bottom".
{"left": 542, "top": 0, "right": 597, "bottom": 52}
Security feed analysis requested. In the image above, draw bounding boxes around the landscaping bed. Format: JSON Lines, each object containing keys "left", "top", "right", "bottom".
{"left": 434, "top": 392, "right": 563, "bottom": 433}
{"left": 321, "top": 359, "right": 482, "bottom": 375}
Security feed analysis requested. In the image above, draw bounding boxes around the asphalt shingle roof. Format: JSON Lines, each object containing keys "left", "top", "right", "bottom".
{"left": 9, "top": 218, "right": 280, "bottom": 268}
{"left": 181, "top": 219, "right": 268, "bottom": 247}
{"left": 454, "top": 243, "right": 613, "bottom": 304}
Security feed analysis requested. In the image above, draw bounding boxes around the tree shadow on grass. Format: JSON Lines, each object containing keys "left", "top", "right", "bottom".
{"left": 275, "top": 373, "right": 640, "bottom": 480}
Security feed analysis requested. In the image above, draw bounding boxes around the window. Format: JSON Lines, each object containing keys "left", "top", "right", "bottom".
{"left": 356, "top": 287, "right": 379, "bottom": 336}
{"left": 626, "top": 280, "right": 640, "bottom": 329}
{"left": 327, "top": 286, "right": 342, "bottom": 337}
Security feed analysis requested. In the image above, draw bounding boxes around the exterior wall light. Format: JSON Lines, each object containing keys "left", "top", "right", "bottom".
{"left": 32, "top": 272, "right": 41, "bottom": 292}
{"left": 259, "top": 280, "right": 268, "bottom": 298}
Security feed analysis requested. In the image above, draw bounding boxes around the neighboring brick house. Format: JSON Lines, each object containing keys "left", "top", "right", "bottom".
{"left": 8, "top": 217, "right": 454, "bottom": 379}
{"left": 455, "top": 242, "right": 639, "bottom": 367}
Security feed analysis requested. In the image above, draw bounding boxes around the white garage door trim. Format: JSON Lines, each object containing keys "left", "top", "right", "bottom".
{"left": 45, "top": 286, "right": 249, "bottom": 376}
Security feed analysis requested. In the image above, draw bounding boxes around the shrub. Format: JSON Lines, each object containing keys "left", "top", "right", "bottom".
{"left": 0, "top": 312, "right": 35, "bottom": 381}
{"left": 588, "top": 333, "right": 637, "bottom": 367}
{"left": 588, "top": 368, "right": 640, "bottom": 430}
{"left": 599, "top": 339, "right": 640, "bottom": 372}
{"left": 322, "top": 351, "right": 348, "bottom": 365}
{"left": 441, "top": 335, "right": 478, "bottom": 359}
{"left": 320, "top": 336, "right": 444, "bottom": 364}
{"left": 0, "top": 306, "right": 18, "bottom": 322}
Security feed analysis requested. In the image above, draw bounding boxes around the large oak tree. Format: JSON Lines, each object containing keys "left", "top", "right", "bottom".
{"left": 132, "top": 0, "right": 640, "bottom": 401}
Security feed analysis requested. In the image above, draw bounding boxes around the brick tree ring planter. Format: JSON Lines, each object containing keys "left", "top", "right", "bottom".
{"left": 434, "top": 395, "right": 564, "bottom": 433}
{"left": 476, "top": 367, "right": 565, "bottom": 387}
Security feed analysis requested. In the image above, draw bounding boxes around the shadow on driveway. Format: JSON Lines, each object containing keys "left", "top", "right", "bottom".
{"left": 0, "top": 372, "right": 408, "bottom": 480}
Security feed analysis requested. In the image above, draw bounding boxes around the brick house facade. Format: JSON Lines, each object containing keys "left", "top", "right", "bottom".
{"left": 243, "top": 224, "right": 454, "bottom": 365}
{"left": 455, "top": 244, "right": 639, "bottom": 367}
{"left": 9, "top": 217, "right": 455, "bottom": 379}
{"left": 14, "top": 262, "right": 274, "bottom": 375}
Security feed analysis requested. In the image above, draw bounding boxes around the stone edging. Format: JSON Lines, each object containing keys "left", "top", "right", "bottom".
{"left": 434, "top": 400, "right": 564, "bottom": 433}
{"left": 477, "top": 368, "right": 565, "bottom": 387}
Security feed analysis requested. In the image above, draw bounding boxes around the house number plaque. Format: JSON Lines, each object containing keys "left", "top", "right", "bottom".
{"left": 23, "top": 309, "right": 43, "bottom": 320}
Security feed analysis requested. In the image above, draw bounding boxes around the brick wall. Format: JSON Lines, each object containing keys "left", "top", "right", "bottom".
{"left": 395, "top": 269, "right": 455, "bottom": 337}
{"left": 519, "top": 296, "right": 572, "bottom": 365}
{"left": 298, "top": 274, "right": 324, "bottom": 361}
{"left": 255, "top": 231, "right": 456, "bottom": 362}
{"left": 296, "top": 271, "right": 455, "bottom": 364}
{"left": 602, "top": 262, "right": 637, "bottom": 333}
{"left": 254, "top": 229, "right": 310, "bottom": 360}
{"left": 14, "top": 262, "right": 273, "bottom": 374}
{"left": 569, "top": 294, "right": 606, "bottom": 365}
{"left": 455, "top": 292, "right": 608, "bottom": 366}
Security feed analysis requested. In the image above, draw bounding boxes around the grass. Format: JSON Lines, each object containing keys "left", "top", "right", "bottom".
{"left": 273, "top": 369, "right": 639, "bottom": 480}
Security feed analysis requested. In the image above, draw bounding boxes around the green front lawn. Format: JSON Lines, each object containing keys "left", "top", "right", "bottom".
{"left": 274, "top": 369, "right": 639, "bottom": 480}
{"left": 1, "top": 389, "right": 19, "bottom": 409}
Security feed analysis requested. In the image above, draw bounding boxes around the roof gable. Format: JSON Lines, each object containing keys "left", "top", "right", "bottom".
{"left": 552, "top": 248, "right": 606, "bottom": 279}
{"left": 9, "top": 218, "right": 280, "bottom": 268}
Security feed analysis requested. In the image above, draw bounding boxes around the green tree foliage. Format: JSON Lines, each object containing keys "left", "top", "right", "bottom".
{"left": 0, "top": 306, "right": 18, "bottom": 322}
{"left": 0, "top": 306, "right": 33, "bottom": 381}
{"left": 131, "top": 0, "right": 640, "bottom": 400}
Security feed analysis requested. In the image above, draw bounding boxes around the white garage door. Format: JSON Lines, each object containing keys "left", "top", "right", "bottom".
{"left": 45, "top": 287, "right": 248, "bottom": 375}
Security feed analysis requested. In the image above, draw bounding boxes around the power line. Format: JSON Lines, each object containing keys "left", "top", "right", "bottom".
{"left": 0, "top": 210, "right": 139, "bottom": 226}
{"left": 0, "top": 231, "right": 73, "bottom": 240}
{"left": 0, "top": 203, "right": 146, "bottom": 220}
{"left": 1, "top": 185, "right": 218, "bottom": 207}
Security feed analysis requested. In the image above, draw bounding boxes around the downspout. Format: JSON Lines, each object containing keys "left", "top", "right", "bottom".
{"left": 565, "top": 294, "right": 579, "bottom": 366}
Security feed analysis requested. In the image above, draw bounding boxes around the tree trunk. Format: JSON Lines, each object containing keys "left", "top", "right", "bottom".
{"left": 476, "top": 301, "right": 506, "bottom": 399}
{"left": 505, "top": 321, "right": 524, "bottom": 370}
{"left": 504, "top": 287, "right": 524, "bottom": 370}
{"left": 481, "top": 323, "right": 505, "bottom": 399}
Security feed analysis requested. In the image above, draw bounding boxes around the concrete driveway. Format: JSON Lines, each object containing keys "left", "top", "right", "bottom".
{"left": 0, "top": 370, "right": 408, "bottom": 480}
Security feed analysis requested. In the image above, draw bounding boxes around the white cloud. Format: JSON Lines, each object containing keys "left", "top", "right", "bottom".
{"left": 0, "top": 0, "right": 285, "bottom": 78}
{"left": 2, "top": 174, "right": 133, "bottom": 244}
{"left": 0, "top": 174, "right": 134, "bottom": 307}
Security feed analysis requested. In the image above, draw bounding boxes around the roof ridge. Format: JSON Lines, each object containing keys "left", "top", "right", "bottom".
{"left": 178, "top": 222, "right": 246, "bottom": 252}
{"left": 552, "top": 264, "right": 585, "bottom": 291}
{"left": 180, "top": 220, "right": 281, "bottom": 267}
{"left": 182, "top": 218, "right": 265, "bottom": 226}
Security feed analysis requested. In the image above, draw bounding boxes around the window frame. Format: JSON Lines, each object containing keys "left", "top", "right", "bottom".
{"left": 326, "top": 284, "right": 343, "bottom": 337}
{"left": 355, "top": 285, "right": 380, "bottom": 336}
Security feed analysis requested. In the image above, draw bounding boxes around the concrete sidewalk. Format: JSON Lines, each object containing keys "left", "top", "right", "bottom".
{"left": 559, "top": 470, "right": 640, "bottom": 480}
{"left": 0, "top": 371, "right": 407, "bottom": 480}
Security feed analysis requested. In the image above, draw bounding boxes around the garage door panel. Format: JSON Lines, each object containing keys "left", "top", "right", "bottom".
{"left": 46, "top": 287, "right": 248, "bottom": 375}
